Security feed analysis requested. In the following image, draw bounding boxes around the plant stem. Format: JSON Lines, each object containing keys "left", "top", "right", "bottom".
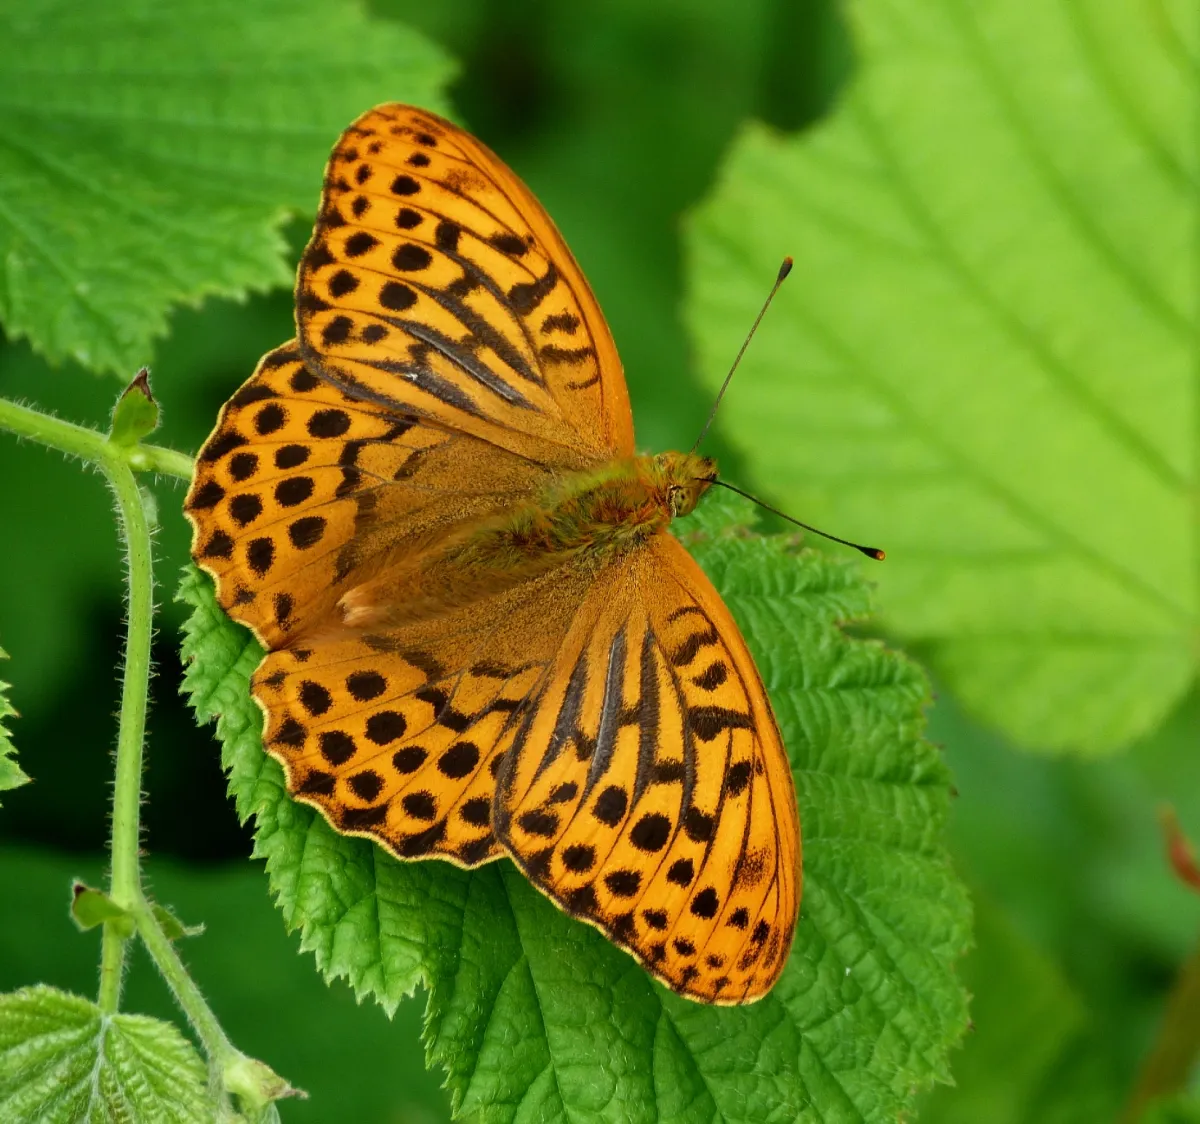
{"left": 1122, "top": 933, "right": 1200, "bottom": 1122}
{"left": 128, "top": 443, "right": 196, "bottom": 480}
{"left": 1, "top": 391, "right": 293, "bottom": 1110}
{"left": 0, "top": 394, "right": 184, "bottom": 1014}
{"left": 96, "top": 454, "right": 154, "bottom": 1013}
{"left": 135, "top": 905, "right": 236, "bottom": 1069}
{"left": 0, "top": 397, "right": 194, "bottom": 480}
{"left": 97, "top": 919, "right": 126, "bottom": 1015}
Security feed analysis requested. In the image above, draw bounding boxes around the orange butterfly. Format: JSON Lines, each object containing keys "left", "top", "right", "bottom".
{"left": 186, "top": 105, "right": 799, "bottom": 1003}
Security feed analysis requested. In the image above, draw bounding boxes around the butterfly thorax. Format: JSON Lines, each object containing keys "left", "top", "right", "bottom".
{"left": 465, "top": 450, "right": 717, "bottom": 569}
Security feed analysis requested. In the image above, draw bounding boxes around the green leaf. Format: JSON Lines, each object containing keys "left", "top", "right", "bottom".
{"left": 920, "top": 890, "right": 1086, "bottom": 1124}
{"left": 0, "top": 0, "right": 453, "bottom": 376}
{"left": 0, "top": 845, "right": 453, "bottom": 1122}
{"left": 179, "top": 489, "right": 970, "bottom": 1123}
{"left": 0, "top": 984, "right": 212, "bottom": 1122}
{"left": 151, "top": 902, "right": 204, "bottom": 942}
{"left": 0, "top": 646, "right": 29, "bottom": 801}
{"left": 1144, "top": 1096, "right": 1200, "bottom": 1124}
{"left": 69, "top": 883, "right": 132, "bottom": 934}
{"left": 108, "top": 370, "right": 159, "bottom": 447}
{"left": 685, "top": 0, "right": 1197, "bottom": 754}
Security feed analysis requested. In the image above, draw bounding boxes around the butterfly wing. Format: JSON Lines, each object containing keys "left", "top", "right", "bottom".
{"left": 295, "top": 103, "right": 634, "bottom": 464}
{"left": 495, "top": 534, "right": 800, "bottom": 1004}
{"left": 249, "top": 558, "right": 602, "bottom": 866}
{"left": 186, "top": 344, "right": 551, "bottom": 650}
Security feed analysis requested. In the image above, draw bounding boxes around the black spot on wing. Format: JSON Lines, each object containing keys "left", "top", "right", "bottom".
{"left": 671, "top": 623, "right": 720, "bottom": 667}
{"left": 188, "top": 480, "right": 225, "bottom": 511}
{"left": 540, "top": 344, "right": 595, "bottom": 366}
{"left": 508, "top": 263, "right": 558, "bottom": 315}
{"left": 689, "top": 707, "right": 754, "bottom": 742}
{"left": 489, "top": 232, "right": 528, "bottom": 256}
{"left": 200, "top": 430, "right": 248, "bottom": 462}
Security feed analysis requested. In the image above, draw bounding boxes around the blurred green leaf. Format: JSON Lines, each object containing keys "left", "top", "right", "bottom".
{"left": 0, "top": 984, "right": 211, "bottom": 1122}
{"left": 923, "top": 686, "right": 1200, "bottom": 1123}
{"left": 921, "top": 890, "right": 1086, "bottom": 1124}
{"left": 936, "top": 687, "right": 1200, "bottom": 974}
{"left": 179, "top": 490, "right": 970, "bottom": 1123}
{"left": 1144, "top": 1095, "right": 1200, "bottom": 1124}
{"left": 686, "top": 0, "right": 1197, "bottom": 753}
{"left": 0, "top": 0, "right": 453, "bottom": 376}
{"left": 0, "top": 646, "right": 28, "bottom": 801}
{"left": 108, "top": 370, "right": 159, "bottom": 447}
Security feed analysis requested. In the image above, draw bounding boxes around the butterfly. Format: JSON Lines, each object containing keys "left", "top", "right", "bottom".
{"left": 186, "top": 104, "right": 799, "bottom": 1004}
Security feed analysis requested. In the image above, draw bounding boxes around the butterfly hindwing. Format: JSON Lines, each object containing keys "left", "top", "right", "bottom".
{"left": 496, "top": 536, "right": 799, "bottom": 1003}
{"left": 295, "top": 104, "right": 634, "bottom": 465}
{"left": 251, "top": 561, "right": 597, "bottom": 866}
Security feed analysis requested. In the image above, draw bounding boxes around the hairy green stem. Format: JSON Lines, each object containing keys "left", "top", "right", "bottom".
{"left": 97, "top": 918, "right": 126, "bottom": 1014}
{"left": 97, "top": 455, "right": 154, "bottom": 1012}
{"left": 134, "top": 905, "right": 237, "bottom": 1077}
{"left": 0, "top": 397, "right": 194, "bottom": 480}
{"left": 0, "top": 393, "right": 291, "bottom": 1109}
{"left": 0, "top": 394, "right": 189, "bottom": 1012}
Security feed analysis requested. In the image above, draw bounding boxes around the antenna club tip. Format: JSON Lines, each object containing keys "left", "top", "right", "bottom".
{"left": 867, "top": 547, "right": 886, "bottom": 561}
{"left": 777, "top": 257, "right": 793, "bottom": 282}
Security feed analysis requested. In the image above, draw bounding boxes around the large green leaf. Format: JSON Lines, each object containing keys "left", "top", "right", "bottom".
{"left": 920, "top": 891, "right": 1085, "bottom": 1124}
{"left": 686, "top": 0, "right": 1197, "bottom": 754}
{"left": 0, "top": 985, "right": 211, "bottom": 1123}
{"left": 0, "top": 0, "right": 452, "bottom": 375}
{"left": 179, "top": 491, "right": 970, "bottom": 1123}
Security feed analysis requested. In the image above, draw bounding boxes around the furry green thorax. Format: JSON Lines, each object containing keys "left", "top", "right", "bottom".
{"left": 467, "top": 451, "right": 718, "bottom": 570}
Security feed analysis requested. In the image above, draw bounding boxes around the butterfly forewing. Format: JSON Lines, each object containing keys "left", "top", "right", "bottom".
{"left": 496, "top": 538, "right": 799, "bottom": 1003}
{"left": 186, "top": 344, "right": 551, "bottom": 649}
{"left": 296, "top": 105, "right": 634, "bottom": 464}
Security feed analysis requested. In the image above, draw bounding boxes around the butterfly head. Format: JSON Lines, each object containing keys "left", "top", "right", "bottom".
{"left": 652, "top": 451, "right": 718, "bottom": 519}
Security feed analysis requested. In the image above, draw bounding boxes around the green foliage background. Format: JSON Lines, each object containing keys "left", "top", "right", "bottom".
{"left": 0, "top": 0, "right": 1196, "bottom": 1121}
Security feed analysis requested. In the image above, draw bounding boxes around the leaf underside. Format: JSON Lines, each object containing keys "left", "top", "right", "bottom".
{"left": 0, "top": 985, "right": 211, "bottom": 1123}
{"left": 686, "top": 0, "right": 1198, "bottom": 754}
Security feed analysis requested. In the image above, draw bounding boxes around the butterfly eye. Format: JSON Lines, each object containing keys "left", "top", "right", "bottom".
{"left": 666, "top": 485, "right": 685, "bottom": 515}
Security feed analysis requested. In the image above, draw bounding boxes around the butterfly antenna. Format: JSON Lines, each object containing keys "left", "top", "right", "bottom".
{"left": 710, "top": 479, "right": 885, "bottom": 560}
{"left": 690, "top": 257, "right": 793, "bottom": 454}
